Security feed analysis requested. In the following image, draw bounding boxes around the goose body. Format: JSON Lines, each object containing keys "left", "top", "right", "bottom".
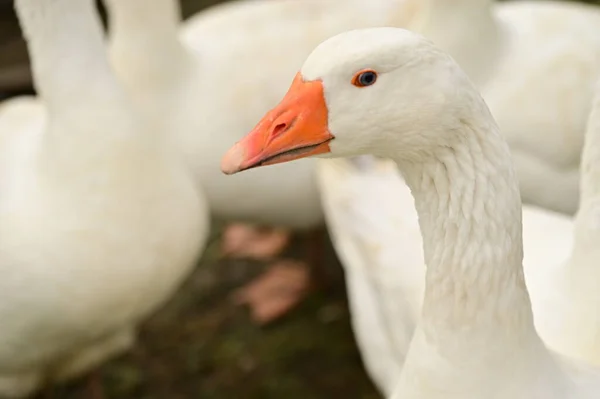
{"left": 221, "top": 27, "right": 600, "bottom": 398}
{"left": 529, "top": 80, "right": 600, "bottom": 367}
{"left": 0, "top": 1, "right": 207, "bottom": 396}
{"left": 414, "top": 0, "right": 600, "bottom": 214}
{"left": 105, "top": 0, "right": 419, "bottom": 228}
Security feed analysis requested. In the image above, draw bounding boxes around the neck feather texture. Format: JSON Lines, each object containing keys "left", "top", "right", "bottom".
{"left": 395, "top": 100, "right": 536, "bottom": 343}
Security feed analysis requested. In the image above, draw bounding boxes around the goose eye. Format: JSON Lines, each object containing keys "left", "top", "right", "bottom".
{"left": 352, "top": 70, "right": 378, "bottom": 87}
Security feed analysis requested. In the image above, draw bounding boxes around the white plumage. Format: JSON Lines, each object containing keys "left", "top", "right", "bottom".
{"left": 0, "top": 1, "right": 208, "bottom": 396}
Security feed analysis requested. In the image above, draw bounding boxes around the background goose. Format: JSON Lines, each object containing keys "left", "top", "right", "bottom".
{"left": 221, "top": 27, "right": 600, "bottom": 398}
{"left": 531, "top": 79, "right": 600, "bottom": 366}
{"left": 103, "top": 0, "right": 420, "bottom": 322}
{"left": 314, "top": 156, "right": 424, "bottom": 395}
{"left": 411, "top": 0, "right": 600, "bottom": 215}
{"left": 0, "top": 0, "right": 208, "bottom": 396}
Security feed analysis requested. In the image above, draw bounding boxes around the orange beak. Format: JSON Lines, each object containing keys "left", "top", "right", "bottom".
{"left": 221, "top": 73, "right": 334, "bottom": 175}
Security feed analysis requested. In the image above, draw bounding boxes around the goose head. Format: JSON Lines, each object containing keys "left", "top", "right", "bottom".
{"left": 221, "top": 27, "right": 478, "bottom": 173}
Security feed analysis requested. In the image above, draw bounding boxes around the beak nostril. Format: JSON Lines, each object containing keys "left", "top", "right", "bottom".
{"left": 272, "top": 123, "right": 288, "bottom": 137}
{"left": 271, "top": 117, "right": 297, "bottom": 139}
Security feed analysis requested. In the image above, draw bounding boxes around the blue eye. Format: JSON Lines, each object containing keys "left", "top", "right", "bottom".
{"left": 352, "top": 70, "right": 378, "bottom": 87}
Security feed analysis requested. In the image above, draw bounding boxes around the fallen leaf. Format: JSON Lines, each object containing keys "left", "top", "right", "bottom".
{"left": 232, "top": 260, "right": 311, "bottom": 324}
{"left": 221, "top": 223, "right": 291, "bottom": 260}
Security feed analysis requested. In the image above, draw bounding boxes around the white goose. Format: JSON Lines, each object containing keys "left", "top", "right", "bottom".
{"left": 0, "top": 0, "right": 207, "bottom": 396}
{"left": 221, "top": 27, "right": 600, "bottom": 398}
{"left": 310, "top": 0, "right": 600, "bottom": 391}
{"left": 411, "top": 0, "right": 600, "bottom": 215}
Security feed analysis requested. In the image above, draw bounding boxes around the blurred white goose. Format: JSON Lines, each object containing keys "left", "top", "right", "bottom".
{"left": 0, "top": 0, "right": 207, "bottom": 396}
{"left": 411, "top": 0, "right": 600, "bottom": 215}
{"left": 104, "top": 0, "right": 420, "bottom": 230}
{"left": 221, "top": 27, "right": 600, "bottom": 398}
{"left": 103, "top": 0, "right": 421, "bottom": 322}
{"left": 532, "top": 80, "right": 600, "bottom": 367}
{"left": 314, "top": 156, "right": 424, "bottom": 395}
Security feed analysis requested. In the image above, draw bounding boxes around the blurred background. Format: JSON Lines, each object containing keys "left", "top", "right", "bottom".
{"left": 0, "top": 0, "right": 597, "bottom": 398}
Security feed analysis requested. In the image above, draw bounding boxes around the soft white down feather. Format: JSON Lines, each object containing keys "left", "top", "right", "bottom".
{"left": 0, "top": 0, "right": 208, "bottom": 397}
{"left": 220, "top": 27, "right": 600, "bottom": 398}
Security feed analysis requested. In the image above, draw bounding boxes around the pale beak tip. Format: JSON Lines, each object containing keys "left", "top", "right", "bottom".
{"left": 220, "top": 143, "right": 247, "bottom": 175}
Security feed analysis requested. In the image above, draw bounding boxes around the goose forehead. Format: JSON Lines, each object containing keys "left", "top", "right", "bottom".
{"left": 300, "top": 27, "right": 435, "bottom": 80}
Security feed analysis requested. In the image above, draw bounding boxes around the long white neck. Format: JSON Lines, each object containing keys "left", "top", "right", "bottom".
{"left": 16, "top": 0, "right": 123, "bottom": 116}
{"left": 411, "top": 0, "right": 502, "bottom": 86}
{"left": 395, "top": 92, "right": 537, "bottom": 346}
{"left": 387, "top": 89, "right": 566, "bottom": 396}
{"left": 15, "top": 0, "right": 151, "bottom": 176}
{"left": 104, "top": 0, "right": 193, "bottom": 87}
